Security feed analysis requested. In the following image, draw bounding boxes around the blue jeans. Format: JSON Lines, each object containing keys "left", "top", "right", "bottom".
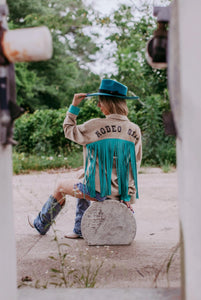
{"left": 73, "top": 183, "right": 107, "bottom": 236}
{"left": 73, "top": 198, "right": 90, "bottom": 236}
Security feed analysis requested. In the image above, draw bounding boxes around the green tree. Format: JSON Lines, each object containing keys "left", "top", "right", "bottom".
{"left": 105, "top": 3, "right": 175, "bottom": 165}
{"left": 7, "top": 0, "right": 100, "bottom": 111}
{"left": 106, "top": 4, "right": 168, "bottom": 98}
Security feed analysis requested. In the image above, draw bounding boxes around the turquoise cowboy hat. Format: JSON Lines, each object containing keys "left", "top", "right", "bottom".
{"left": 86, "top": 79, "right": 139, "bottom": 100}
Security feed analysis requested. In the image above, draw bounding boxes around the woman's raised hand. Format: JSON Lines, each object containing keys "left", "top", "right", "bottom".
{"left": 72, "top": 93, "right": 87, "bottom": 106}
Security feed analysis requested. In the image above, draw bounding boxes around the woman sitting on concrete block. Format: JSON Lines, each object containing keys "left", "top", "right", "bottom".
{"left": 28, "top": 79, "right": 142, "bottom": 238}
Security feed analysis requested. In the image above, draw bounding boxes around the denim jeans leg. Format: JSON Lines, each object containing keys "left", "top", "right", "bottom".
{"left": 73, "top": 198, "right": 90, "bottom": 236}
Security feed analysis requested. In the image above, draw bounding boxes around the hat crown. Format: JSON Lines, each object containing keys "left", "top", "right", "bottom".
{"left": 86, "top": 78, "right": 139, "bottom": 100}
{"left": 99, "top": 79, "right": 127, "bottom": 97}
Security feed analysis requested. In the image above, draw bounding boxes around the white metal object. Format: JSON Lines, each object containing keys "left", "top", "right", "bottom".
{"left": 0, "top": 0, "right": 17, "bottom": 299}
{"left": 2, "top": 26, "right": 53, "bottom": 62}
{"left": 169, "top": 1, "right": 201, "bottom": 299}
{"left": 178, "top": 0, "right": 201, "bottom": 299}
{"left": 0, "top": 145, "right": 17, "bottom": 300}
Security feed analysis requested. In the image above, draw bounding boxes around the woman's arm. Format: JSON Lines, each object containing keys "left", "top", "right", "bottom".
{"left": 63, "top": 93, "right": 92, "bottom": 145}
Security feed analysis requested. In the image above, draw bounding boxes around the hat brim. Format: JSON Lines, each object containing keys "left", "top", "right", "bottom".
{"left": 86, "top": 92, "right": 139, "bottom": 100}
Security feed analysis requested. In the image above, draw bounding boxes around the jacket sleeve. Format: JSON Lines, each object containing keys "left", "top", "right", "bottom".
{"left": 63, "top": 105, "right": 91, "bottom": 145}
{"left": 135, "top": 126, "right": 142, "bottom": 171}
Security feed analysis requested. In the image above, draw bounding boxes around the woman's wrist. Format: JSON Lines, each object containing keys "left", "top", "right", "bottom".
{"left": 68, "top": 104, "right": 80, "bottom": 115}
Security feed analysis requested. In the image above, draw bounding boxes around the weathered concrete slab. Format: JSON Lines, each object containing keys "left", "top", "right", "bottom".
{"left": 18, "top": 287, "right": 181, "bottom": 300}
{"left": 14, "top": 170, "right": 180, "bottom": 289}
{"left": 81, "top": 200, "right": 137, "bottom": 245}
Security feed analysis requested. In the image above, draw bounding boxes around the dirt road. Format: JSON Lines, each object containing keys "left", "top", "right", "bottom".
{"left": 13, "top": 167, "right": 180, "bottom": 289}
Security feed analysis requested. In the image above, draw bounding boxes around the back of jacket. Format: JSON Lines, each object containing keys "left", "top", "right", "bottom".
{"left": 63, "top": 110, "right": 142, "bottom": 203}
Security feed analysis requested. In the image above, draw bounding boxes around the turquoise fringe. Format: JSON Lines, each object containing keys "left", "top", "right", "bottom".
{"left": 83, "top": 138, "right": 139, "bottom": 201}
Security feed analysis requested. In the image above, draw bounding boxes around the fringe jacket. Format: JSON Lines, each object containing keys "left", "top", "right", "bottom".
{"left": 63, "top": 105, "right": 142, "bottom": 203}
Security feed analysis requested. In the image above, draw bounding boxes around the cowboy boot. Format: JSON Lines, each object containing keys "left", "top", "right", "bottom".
{"left": 30, "top": 195, "right": 63, "bottom": 235}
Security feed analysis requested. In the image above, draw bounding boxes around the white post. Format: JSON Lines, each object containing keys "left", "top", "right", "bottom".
{"left": 179, "top": 1, "right": 201, "bottom": 299}
{"left": 169, "top": 1, "right": 201, "bottom": 299}
{"left": 0, "top": 146, "right": 17, "bottom": 300}
{"left": 0, "top": 0, "right": 17, "bottom": 299}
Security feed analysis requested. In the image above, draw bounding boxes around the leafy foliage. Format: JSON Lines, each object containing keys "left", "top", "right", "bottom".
{"left": 106, "top": 5, "right": 168, "bottom": 98}
{"left": 131, "top": 94, "right": 176, "bottom": 166}
{"left": 13, "top": 99, "right": 103, "bottom": 155}
{"left": 14, "top": 108, "right": 68, "bottom": 154}
{"left": 13, "top": 94, "right": 175, "bottom": 166}
{"left": 7, "top": 0, "right": 101, "bottom": 112}
{"left": 106, "top": 3, "right": 176, "bottom": 166}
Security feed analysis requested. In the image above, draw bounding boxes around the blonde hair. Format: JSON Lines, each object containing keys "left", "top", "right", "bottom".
{"left": 99, "top": 96, "right": 128, "bottom": 116}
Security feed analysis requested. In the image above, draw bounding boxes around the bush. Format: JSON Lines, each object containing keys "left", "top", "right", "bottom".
{"left": 14, "top": 108, "right": 71, "bottom": 155}
{"left": 13, "top": 95, "right": 176, "bottom": 166}
{"left": 128, "top": 93, "right": 176, "bottom": 166}
{"left": 13, "top": 99, "right": 103, "bottom": 156}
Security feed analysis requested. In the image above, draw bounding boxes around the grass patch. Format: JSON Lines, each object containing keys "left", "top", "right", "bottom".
{"left": 161, "top": 162, "right": 176, "bottom": 173}
{"left": 13, "top": 151, "right": 175, "bottom": 175}
{"left": 13, "top": 151, "right": 83, "bottom": 174}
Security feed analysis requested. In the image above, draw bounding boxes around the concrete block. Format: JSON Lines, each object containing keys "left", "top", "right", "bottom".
{"left": 18, "top": 287, "right": 181, "bottom": 300}
{"left": 81, "top": 200, "right": 137, "bottom": 246}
